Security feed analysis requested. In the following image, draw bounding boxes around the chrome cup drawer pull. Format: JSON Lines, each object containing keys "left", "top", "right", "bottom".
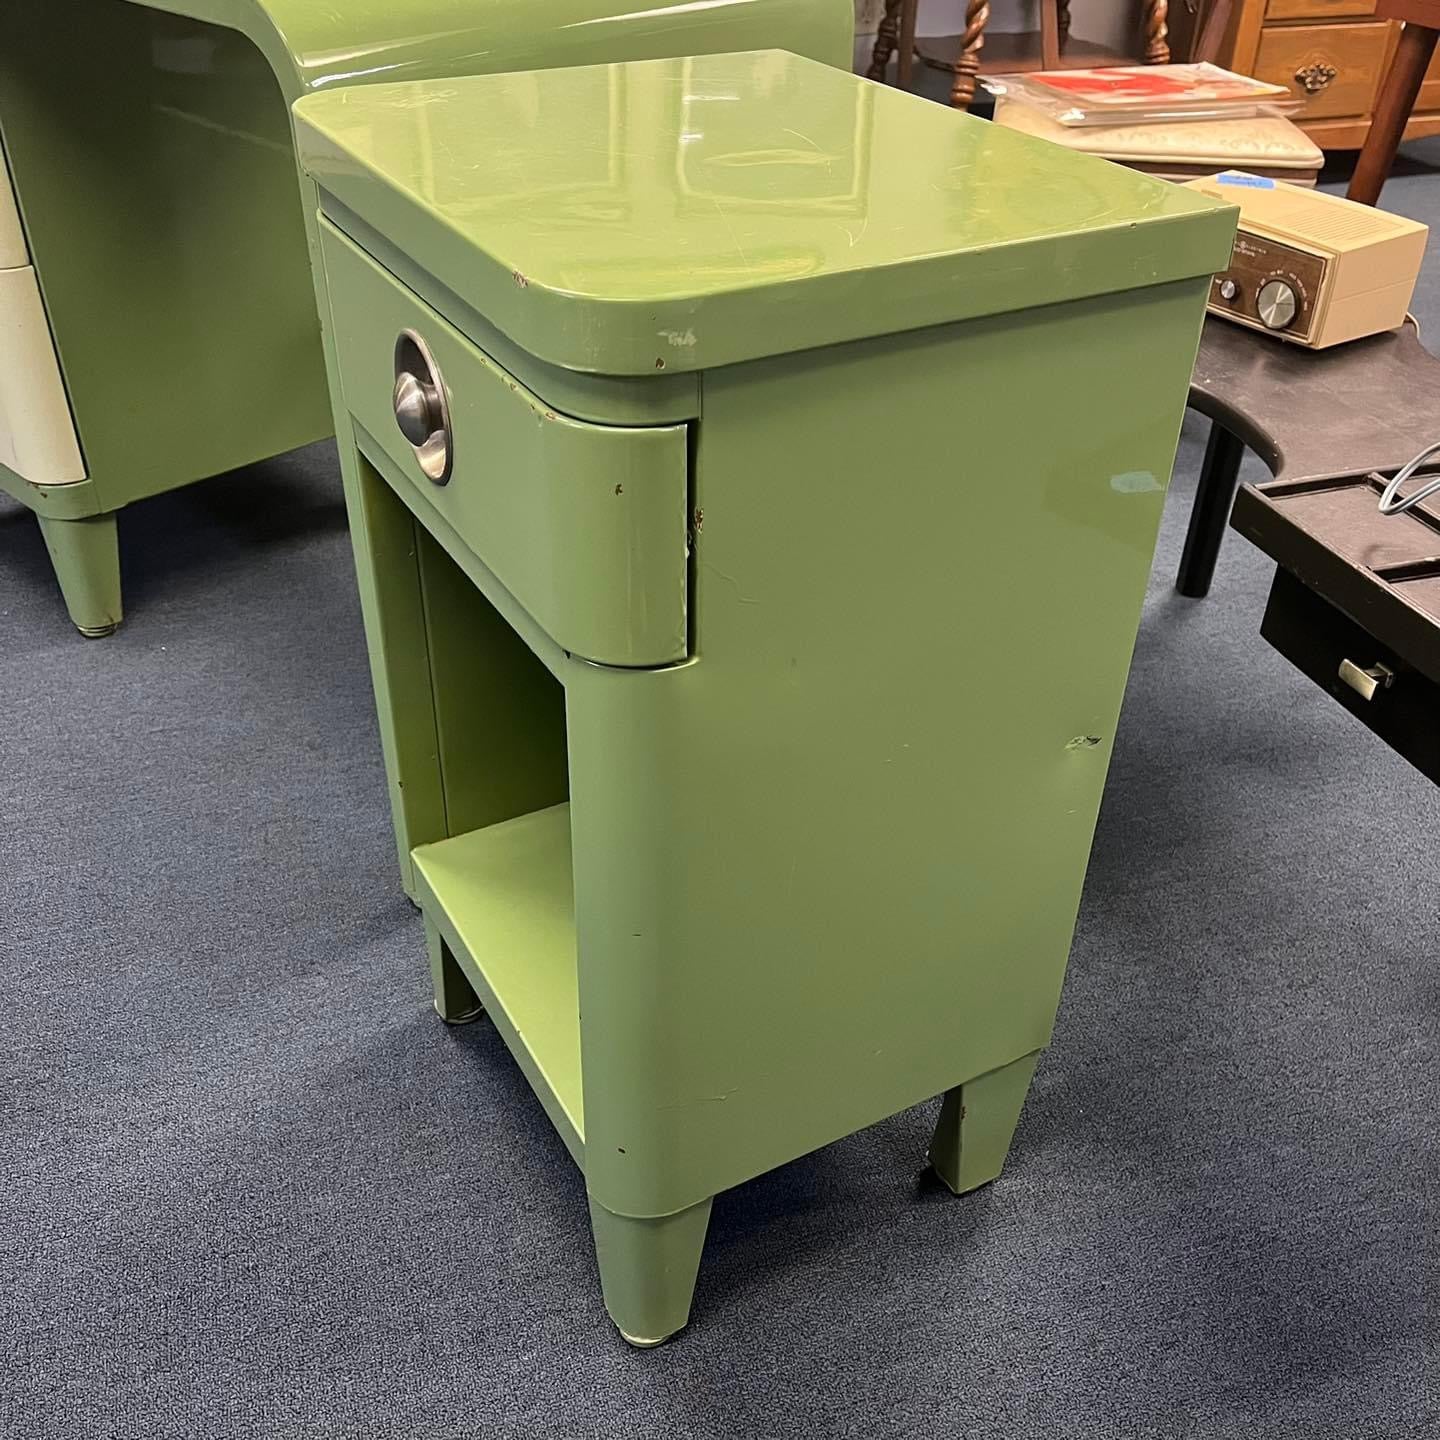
{"left": 393, "top": 329, "right": 452, "bottom": 484}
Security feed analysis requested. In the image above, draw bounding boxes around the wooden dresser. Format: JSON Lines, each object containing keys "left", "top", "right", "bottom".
{"left": 1200, "top": 0, "right": 1440, "bottom": 148}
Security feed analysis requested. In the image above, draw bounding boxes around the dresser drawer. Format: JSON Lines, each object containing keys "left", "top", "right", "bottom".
{"left": 1416, "top": 40, "right": 1440, "bottom": 115}
{"left": 320, "top": 221, "right": 690, "bottom": 669}
{"left": 0, "top": 265, "right": 85, "bottom": 486}
{"left": 1265, "top": 0, "right": 1376, "bottom": 20}
{"left": 1254, "top": 21, "right": 1392, "bottom": 119}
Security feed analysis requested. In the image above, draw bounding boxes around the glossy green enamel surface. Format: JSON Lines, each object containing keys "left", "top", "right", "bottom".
{"left": 322, "top": 280, "right": 1219, "bottom": 1221}
{"left": 568, "top": 283, "right": 1214, "bottom": 1216}
{"left": 297, "top": 51, "right": 1237, "bottom": 374}
{"left": 304, "top": 48, "right": 1234, "bottom": 1343}
{"left": 130, "top": 0, "right": 853, "bottom": 97}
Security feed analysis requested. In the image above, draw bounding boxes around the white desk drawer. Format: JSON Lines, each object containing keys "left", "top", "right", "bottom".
{"left": 0, "top": 143, "right": 26, "bottom": 268}
{"left": 0, "top": 265, "right": 85, "bottom": 485}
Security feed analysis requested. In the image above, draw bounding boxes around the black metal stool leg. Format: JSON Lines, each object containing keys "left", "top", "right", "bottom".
{"left": 1177, "top": 421, "right": 1246, "bottom": 598}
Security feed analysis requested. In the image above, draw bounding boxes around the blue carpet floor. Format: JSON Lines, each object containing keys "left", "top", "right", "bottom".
{"left": 2, "top": 137, "right": 1437, "bottom": 1438}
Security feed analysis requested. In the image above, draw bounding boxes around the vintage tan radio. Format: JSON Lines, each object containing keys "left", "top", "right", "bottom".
{"left": 1184, "top": 173, "right": 1427, "bottom": 349}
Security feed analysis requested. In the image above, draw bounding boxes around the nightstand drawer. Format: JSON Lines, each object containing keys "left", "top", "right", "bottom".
{"left": 1266, "top": 0, "right": 1376, "bottom": 20}
{"left": 320, "top": 221, "right": 690, "bottom": 669}
{"left": 1254, "top": 20, "right": 1391, "bottom": 119}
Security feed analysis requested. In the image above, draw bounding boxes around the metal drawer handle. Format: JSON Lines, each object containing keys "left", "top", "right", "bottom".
{"left": 1294, "top": 62, "right": 1337, "bottom": 95}
{"left": 393, "top": 329, "right": 453, "bottom": 485}
{"left": 1338, "top": 658, "right": 1393, "bottom": 701}
{"left": 394, "top": 371, "right": 442, "bottom": 448}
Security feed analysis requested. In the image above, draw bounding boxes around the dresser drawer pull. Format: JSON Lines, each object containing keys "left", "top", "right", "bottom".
{"left": 393, "top": 329, "right": 453, "bottom": 485}
{"left": 1338, "top": 658, "right": 1393, "bottom": 700}
{"left": 1295, "top": 61, "right": 1338, "bottom": 94}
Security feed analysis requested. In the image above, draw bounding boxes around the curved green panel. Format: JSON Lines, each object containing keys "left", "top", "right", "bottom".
{"left": 127, "top": 0, "right": 854, "bottom": 97}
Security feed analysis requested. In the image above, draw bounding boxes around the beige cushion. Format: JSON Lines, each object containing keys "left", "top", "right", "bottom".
{"left": 993, "top": 97, "right": 1324, "bottom": 177}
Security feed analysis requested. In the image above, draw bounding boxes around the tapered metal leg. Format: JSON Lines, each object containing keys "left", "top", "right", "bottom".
{"left": 426, "top": 916, "right": 484, "bottom": 1025}
{"left": 589, "top": 1194, "right": 713, "bottom": 1347}
{"left": 37, "top": 512, "right": 122, "bottom": 637}
{"left": 929, "top": 1052, "right": 1039, "bottom": 1195}
{"left": 1176, "top": 421, "right": 1246, "bottom": 599}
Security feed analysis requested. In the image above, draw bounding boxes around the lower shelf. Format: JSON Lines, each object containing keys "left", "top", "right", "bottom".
{"left": 412, "top": 803, "right": 583, "bottom": 1155}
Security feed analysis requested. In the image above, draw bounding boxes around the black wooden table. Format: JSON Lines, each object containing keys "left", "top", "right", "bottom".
{"left": 1177, "top": 318, "right": 1440, "bottom": 597}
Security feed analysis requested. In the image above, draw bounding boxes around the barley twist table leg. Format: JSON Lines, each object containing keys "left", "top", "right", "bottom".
{"left": 1144, "top": 0, "right": 1170, "bottom": 64}
{"left": 867, "top": 0, "right": 904, "bottom": 80}
{"left": 951, "top": 0, "right": 991, "bottom": 109}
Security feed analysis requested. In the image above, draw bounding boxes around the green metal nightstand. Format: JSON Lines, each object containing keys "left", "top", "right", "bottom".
{"left": 296, "top": 51, "right": 1236, "bottom": 1345}
{"left": 0, "top": 0, "right": 850, "bottom": 635}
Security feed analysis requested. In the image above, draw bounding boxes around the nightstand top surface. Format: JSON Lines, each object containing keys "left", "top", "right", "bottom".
{"left": 297, "top": 50, "right": 1236, "bottom": 373}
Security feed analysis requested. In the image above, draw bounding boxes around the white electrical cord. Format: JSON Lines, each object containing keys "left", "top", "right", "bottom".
{"left": 1377, "top": 438, "right": 1440, "bottom": 515}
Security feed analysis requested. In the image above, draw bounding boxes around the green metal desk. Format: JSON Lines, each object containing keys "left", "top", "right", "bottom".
{"left": 0, "top": 0, "right": 850, "bottom": 635}
{"left": 297, "top": 52, "right": 1236, "bottom": 1345}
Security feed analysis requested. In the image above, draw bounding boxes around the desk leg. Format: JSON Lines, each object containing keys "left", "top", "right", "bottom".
{"left": 929, "top": 1052, "right": 1039, "bottom": 1195}
{"left": 589, "top": 1195, "right": 713, "bottom": 1348}
{"left": 37, "top": 512, "right": 121, "bottom": 638}
{"left": 1177, "top": 422, "right": 1245, "bottom": 599}
{"left": 426, "top": 916, "right": 483, "bottom": 1026}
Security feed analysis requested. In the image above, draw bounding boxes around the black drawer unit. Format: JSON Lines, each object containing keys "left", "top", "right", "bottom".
{"left": 1232, "top": 472, "right": 1440, "bottom": 783}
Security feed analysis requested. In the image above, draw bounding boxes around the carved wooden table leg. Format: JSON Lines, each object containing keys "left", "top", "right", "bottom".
{"left": 868, "top": 0, "right": 904, "bottom": 81}
{"left": 1144, "top": 0, "right": 1171, "bottom": 63}
{"left": 897, "top": 0, "right": 919, "bottom": 88}
{"left": 951, "top": 0, "right": 991, "bottom": 109}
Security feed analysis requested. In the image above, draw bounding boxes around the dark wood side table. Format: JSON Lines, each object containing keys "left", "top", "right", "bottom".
{"left": 1177, "top": 320, "right": 1440, "bottom": 596}
{"left": 1171, "top": 0, "right": 1440, "bottom": 782}
{"left": 1176, "top": 0, "right": 1438, "bottom": 597}
{"left": 1179, "top": 318, "right": 1440, "bottom": 784}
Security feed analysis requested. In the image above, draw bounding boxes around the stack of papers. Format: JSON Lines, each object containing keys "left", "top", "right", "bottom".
{"left": 984, "top": 64, "right": 1301, "bottom": 127}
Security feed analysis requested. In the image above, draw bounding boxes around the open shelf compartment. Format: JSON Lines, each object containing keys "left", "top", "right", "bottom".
{"left": 412, "top": 803, "right": 584, "bottom": 1161}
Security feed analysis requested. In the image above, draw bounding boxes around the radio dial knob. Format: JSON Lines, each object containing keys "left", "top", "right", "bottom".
{"left": 1218, "top": 278, "right": 1238, "bottom": 301}
{"left": 1257, "top": 279, "right": 1298, "bottom": 331}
